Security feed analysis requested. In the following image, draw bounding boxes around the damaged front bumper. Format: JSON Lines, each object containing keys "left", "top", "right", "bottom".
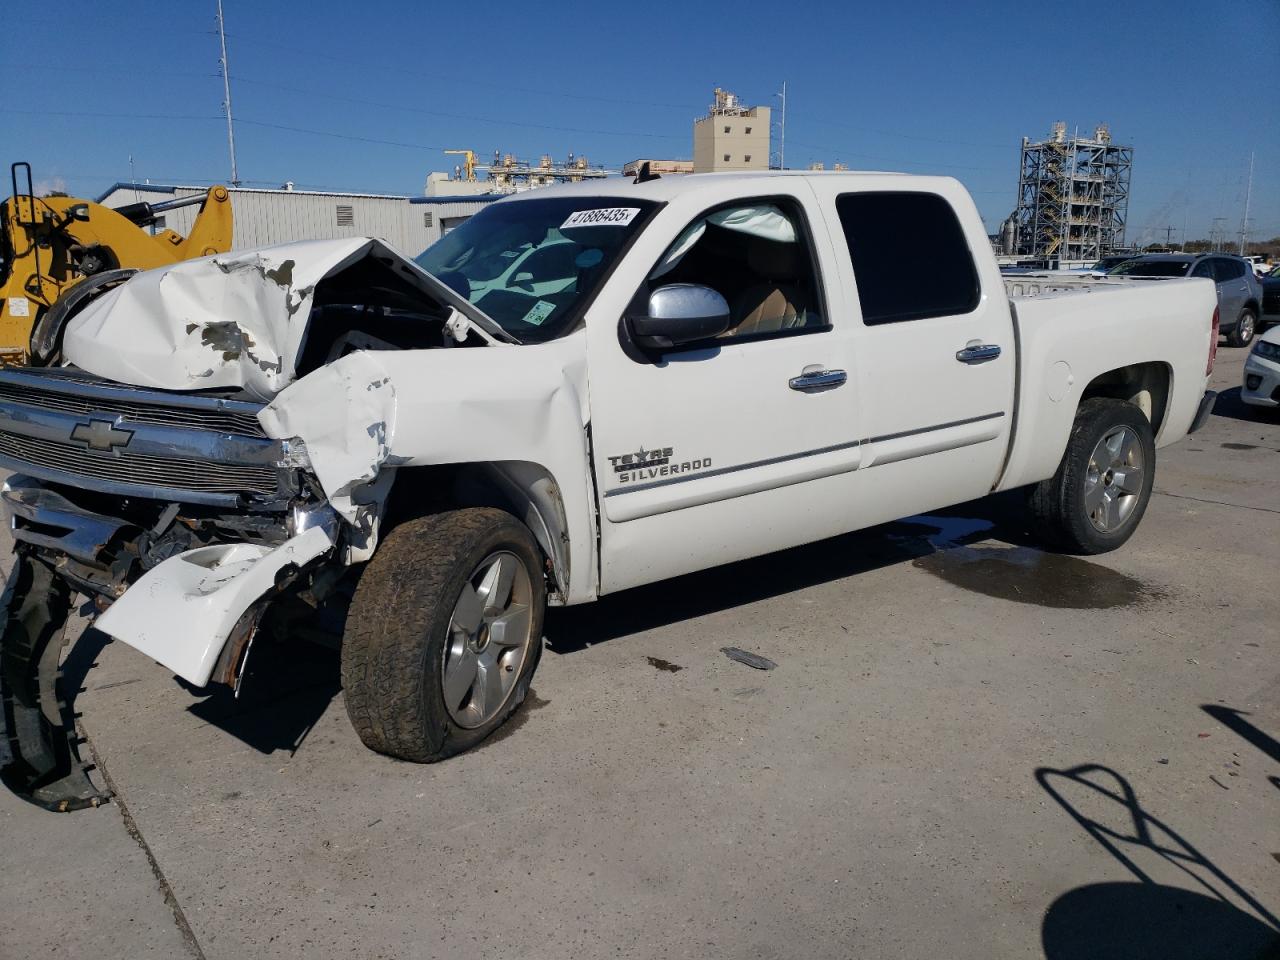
{"left": 0, "top": 366, "right": 349, "bottom": 810}
{"left": 0, "top": 477, "right": 342, "bottom": 810}
{"left": 95, "top": 523, "right": 336, "bottom": 688}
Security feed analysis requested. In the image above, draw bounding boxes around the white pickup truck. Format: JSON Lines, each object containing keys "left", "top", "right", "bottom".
{"left": 0, "top": 172, "right": 1218, "bottom": 808}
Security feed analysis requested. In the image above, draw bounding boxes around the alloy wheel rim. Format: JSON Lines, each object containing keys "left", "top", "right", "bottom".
{"left": 442, "top": 551, "right": 534, "bottom": 729}
{"left": 1084, "top": 426, "right": 1145, "bottom": 534}
{"left": 1240, "top": 314, "right": 1254, "bottom": 342}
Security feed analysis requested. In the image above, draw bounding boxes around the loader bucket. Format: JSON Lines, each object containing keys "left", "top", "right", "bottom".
{"left": 0, "top": 553, "right": 110, "bottom": 811}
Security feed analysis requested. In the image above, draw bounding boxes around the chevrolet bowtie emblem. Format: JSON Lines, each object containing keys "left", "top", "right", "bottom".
{"left": 70, "top": 418, "right": 134, "bottom": 452}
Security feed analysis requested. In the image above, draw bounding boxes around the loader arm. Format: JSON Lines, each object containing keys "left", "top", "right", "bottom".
{"left": 0, "top": 169, "right": 233, "bottom": 364}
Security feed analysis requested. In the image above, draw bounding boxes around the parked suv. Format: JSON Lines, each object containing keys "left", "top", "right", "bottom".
{"left": 1109, "top": 253, "right": 1263, "bottom": 347}
{"left": 1261, "top": 264, "right": 1280, "bottom": 327}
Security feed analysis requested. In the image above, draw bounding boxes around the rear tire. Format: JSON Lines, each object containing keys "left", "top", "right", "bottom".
{"left": 1028, "top": 398, "right": 1156, "bottom": 555}
{"left": 341, "top": 508, "right": 545, "bottom": 762}
{"left": 1227, "top": 308, "right": 1256, "bottom": 347}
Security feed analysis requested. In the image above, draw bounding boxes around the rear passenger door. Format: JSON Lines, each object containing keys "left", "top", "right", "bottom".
{"left": 808, "top": 181, "right": 1017, "bottom": 522}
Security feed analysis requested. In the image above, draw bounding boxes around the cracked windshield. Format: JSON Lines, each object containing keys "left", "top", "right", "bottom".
{"left": 415, "top": 196, "right": 657, "bottom": 342}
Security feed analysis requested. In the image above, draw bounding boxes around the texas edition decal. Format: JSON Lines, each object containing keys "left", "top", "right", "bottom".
{"left": 608, "top": 445, "right": 710, "bottom": 485}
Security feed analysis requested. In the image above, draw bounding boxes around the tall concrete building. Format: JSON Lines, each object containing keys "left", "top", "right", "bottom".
{"left": 693, "top": 88, "right": 771, "bottom": 173}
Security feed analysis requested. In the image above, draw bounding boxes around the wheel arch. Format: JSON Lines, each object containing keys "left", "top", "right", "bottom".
{"left": 383, "top": 460, "right": 572, "bottom": 601}
{"left": 1079, "top": 360, "right": 1173, "bottom": 440}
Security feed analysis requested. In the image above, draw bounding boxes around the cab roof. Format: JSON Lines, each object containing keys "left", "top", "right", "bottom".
{"left": 492, "top": 169, "right": 937, "bottom": 205}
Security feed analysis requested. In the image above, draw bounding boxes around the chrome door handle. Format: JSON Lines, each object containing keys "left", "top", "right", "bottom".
{"left": 789, "top": 368, "right": 847, "bottom": 392}
{"left": 956, "top": 344, "right": 1001, "bottom": 364}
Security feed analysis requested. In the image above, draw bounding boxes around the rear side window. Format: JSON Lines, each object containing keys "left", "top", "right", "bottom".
{"left": 836, "top": 192, "right": 980, "bottom": 325}
{"left": 1212, "top": 258, "right": 1246, "bottom": 282}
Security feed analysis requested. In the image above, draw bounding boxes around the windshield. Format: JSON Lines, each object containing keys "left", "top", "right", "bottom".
{"left": 1108, "top": 259, "right": 1191, "bottom": 277}
{"left": 415, "top": 196, "right": 658, "bottom": 343}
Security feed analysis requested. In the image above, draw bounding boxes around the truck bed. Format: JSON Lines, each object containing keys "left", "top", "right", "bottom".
{"left": 1002, "top": 273, "right": 1133, "bottom": 299}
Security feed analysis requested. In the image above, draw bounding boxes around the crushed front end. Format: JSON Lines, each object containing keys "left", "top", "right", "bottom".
{"left": 0, "top": 366, "right": 341, "bottom": 810}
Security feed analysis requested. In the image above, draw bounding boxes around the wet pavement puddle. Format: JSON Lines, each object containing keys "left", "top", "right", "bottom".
{"left": 898, "top": 515, "right": 1164, "bottom": 610}
{"left": 913, "top": 545, "right": 1162, "bottom": 609}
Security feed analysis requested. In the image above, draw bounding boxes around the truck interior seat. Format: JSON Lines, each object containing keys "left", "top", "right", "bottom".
{"left": 726, "top": 240, "right": 810, "bottom": 337}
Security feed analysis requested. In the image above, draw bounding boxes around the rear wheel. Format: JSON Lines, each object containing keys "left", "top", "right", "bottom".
{"left": 341, "top": 508, "right": 545, "bottom": 762}
{"left": 1028, "top": 398, "right": 1156, "bottom": 554}
{"left": 1227, "top": 308, "right": 1256, "bottom": 347}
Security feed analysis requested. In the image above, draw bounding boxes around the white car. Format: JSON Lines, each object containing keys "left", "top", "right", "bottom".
{"left": 0, "top": 171, "right": 1220, "bottom": 807}
{"left": 1242, "top": 325, "right": 1280, "bottom": 409}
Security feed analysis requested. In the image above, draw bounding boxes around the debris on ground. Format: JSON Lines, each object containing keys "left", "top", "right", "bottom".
{"left": 645, "top": 656, "right": 683, "bottom": 673}
{"left": 720, "top": 647, "right": 777, "bottom": 671}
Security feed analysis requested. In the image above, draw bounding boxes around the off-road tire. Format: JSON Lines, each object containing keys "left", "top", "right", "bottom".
{"left": 1226, "top": 308, "right": 1257, "bottom": 348}
{"left": 1028, "top": 398, "right": 1156, "bottom": 555}
{"left": 341, "top": 508, "right": 545, "bottom": 762}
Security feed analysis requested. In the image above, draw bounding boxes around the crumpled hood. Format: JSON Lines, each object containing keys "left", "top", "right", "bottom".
{"left": 60, "top": 236, "right": 488, "bottom": 401}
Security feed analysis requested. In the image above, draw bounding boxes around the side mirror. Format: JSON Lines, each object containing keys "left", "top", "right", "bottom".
{"left": 630, "top": 283, "right": 731, "bottom": 350}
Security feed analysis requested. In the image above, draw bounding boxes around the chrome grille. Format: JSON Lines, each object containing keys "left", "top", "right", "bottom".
{"left": 0, "top": 430, "right": 278, "bottom": 494}
{"left": 0, "top": 383, "right": 265, "bottom": 436}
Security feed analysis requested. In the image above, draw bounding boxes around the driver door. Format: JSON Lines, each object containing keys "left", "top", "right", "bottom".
{"left": 583, "top": 186, "right": 864, "bottom": 594}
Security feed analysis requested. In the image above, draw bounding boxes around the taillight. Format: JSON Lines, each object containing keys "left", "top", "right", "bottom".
{"left": 1207, "top": 306, "right": 1219, "bottom": 375}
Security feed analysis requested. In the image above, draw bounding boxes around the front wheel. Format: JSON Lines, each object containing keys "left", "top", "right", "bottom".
{"left": 341, "top": 508, "right": 545, "bottom": 762}
{"left": 1227, "top": 308, "right": 1256, "bottom": 348}
{"left": 1028, "top": 398, "right": 1156, "bottom": 555}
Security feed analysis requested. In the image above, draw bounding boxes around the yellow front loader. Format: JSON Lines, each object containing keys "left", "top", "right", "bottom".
{"left": 0, "top": 162, "right": 233, "bottom": 364}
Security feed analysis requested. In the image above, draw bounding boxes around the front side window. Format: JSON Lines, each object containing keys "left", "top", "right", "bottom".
{"left": 643, "top": 199, "right": 826, "bottom": 343}
{"left": 415, "top": 196, "right": 657, "bottom": 343}
{"left": 836, "top": 192, "right": 979, "bottom": 324}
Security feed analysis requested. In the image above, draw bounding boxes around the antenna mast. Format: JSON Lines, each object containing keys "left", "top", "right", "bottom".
{"left": 1238, "top": 150, "right": 1254, "bottom": 256}
{"left": 216, "top": 0, "right": 240, "bottom": 186}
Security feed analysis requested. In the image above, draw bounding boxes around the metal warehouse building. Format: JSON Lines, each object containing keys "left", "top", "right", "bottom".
{"left": 95, "top": 183, "right": 503, "bottom": 256}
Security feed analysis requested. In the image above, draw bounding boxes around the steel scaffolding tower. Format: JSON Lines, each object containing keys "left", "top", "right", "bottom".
{"left": 1015, "top": 122, "right": 1132, "bottom": 263}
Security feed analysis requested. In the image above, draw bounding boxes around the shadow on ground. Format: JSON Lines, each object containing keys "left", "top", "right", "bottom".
{"left": 1213, "top": 386, "right": 1275, "bottom": 424}
{"left": 1036, "top": 763, "right": 1279, "bottom": 960}
{"left": 181, "top": 637, "right": 342, "bottom": 755}
{"left": 547, "top": 491, "right": 1163, "bottom": 652}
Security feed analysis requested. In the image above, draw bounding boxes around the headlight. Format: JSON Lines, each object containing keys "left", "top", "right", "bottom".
{"left": 1252, "top": 339, "right": 1280, "bottom": 361}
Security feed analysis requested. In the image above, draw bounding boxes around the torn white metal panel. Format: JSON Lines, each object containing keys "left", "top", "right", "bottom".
{"left": 62, "top": 239, "right": 375, "bottom": 399}
{"left": 60, "top": 237, "right": 498, "bottom": 401}
{"left": 368, "top": 336, "right": 597, "bottom": 602}
{"left": 94, "top": 525, "right": 335, "bottom": 687}
{"left": 258, "top": 350, "right": 397, "bottom": 526}
{"left": 256, "top": 334, "right": 599, "bottom": 602}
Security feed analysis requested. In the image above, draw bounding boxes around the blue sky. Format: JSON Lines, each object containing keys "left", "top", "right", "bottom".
{"left": 2, "top": 0, "right": 1276, "bottom": 244}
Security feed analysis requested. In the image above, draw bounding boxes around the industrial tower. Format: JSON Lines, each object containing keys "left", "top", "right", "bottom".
{"left": 1014, "top": 122, "right": 1132, "bottom": 263}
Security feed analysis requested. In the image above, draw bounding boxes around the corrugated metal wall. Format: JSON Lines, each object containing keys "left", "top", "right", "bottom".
{"left": 96, "top": 187, "right": 497, "bottom": 257}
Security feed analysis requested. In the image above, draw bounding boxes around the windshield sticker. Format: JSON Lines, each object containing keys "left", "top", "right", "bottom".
{"left": 521, "top": 299, "right": 557, "bottom": 326}
{"left": 561, "top": 207, "right": 640, "bottom": 229}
